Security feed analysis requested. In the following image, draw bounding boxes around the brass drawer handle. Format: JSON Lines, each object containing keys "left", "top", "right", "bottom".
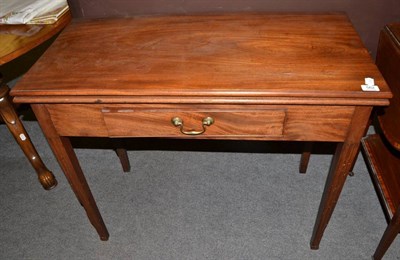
{"left": 171, "top": 116, "right": 214, "bottom": 135}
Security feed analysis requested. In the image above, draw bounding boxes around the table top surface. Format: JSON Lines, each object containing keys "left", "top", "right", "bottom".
{"left": 0, "top": 10, "right": 71, "bottom": 66}
{"left": 11, "top": 13, "right": 391, "bottom": 104}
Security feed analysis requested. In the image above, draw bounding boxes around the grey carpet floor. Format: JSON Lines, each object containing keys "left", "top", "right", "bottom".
{"left": 1, "top": 120, "right": 399, "bottom": 260}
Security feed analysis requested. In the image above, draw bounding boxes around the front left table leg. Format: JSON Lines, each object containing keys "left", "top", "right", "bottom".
{"left": 0, "top": 84, "right": 57, "bottom": 190}
{"left": 310, "top": 106, "right": 372, "bottom": 249}
{"left": 31, "top": 104, "right": 109, "bottom": 240}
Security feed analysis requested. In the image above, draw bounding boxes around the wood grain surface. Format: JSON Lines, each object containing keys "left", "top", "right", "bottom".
{"left": 44, "top": 104, "right": 354, "bottom": 141}
{"left": 362, "top": 134, "right": 400, "bottom": 218}
{"left": 0, "top": 10, "right": 71, "bottom": 65}
{"left": 8, "top": 13, "right": 393, "bottom": 246}
{"left": 376, "top": 23, "right": 400, "bottom": 151}
{"left": 11, "top": 13, "right": 391, "bottom": 104}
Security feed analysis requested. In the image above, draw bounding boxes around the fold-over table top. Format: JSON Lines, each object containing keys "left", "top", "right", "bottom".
{"left": 11, "top": 13, "right": 391, "bottom": 105}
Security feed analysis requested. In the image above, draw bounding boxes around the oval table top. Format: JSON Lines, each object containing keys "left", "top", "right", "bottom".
{"left": 0, "top": 10, "right": 71, "bottom": 65}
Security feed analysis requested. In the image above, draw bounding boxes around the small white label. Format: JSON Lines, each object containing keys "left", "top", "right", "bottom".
{"left": 19, "top": 134, "right": 27, "bottom": 141}
{"left": 361, "top": 77, "right": 380, "bottom": 91}
{"left": 365, "top": 77, "right": 375, "bottom": 86}
{"left": 361, "top": 84, "right": 380, "bottom": 91}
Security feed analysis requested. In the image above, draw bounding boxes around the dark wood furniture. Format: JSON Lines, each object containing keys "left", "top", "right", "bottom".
{"left": 0, "top": 11, "right": 71, "bottom": 65}
{"left": 67, "top": 0, "right": 400, "bottom": 59}
{"left": 361, "top": 23, "right": 400, "bottom": 260}
{"left": 0, "top": 10, "right": 131, "bottom": 188}
{"left": 0, "top": 82, "right": 57, "bottom": 189}
{"left": 11, "top": 14, "right": 392, "bottom": 249}
{"left": 0, "top": 11, "right": 72, "bottom": 190}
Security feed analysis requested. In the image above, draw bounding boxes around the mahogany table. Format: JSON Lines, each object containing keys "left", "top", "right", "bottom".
{"left": 10, "top": 13, "right": 392, "bottom": 248}
{"left": 0, "top": 10, "right": 71, "bottom": 190}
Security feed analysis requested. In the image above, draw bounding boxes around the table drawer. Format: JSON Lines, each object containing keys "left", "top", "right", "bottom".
{"left": 45, "top": 104, "right": 354, "bottom": 141}
{"left": 101, "top": 108, "right": 286, "bottom": 138}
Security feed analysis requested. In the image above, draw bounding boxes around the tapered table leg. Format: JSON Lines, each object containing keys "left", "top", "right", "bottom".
{"left": 299, "top": 142, "right": 313, "bottom": 174}
{"left": 31, "top": 104, "right": 109, "bottom": 240}
{"left": 115, "top": 148, "right": 131, "bottom": 172}
{"left": 0, "top": 84, "right": 56, "bottom": 190}
{"left": 310, "top": 106, "right": 372, "bottom": 249}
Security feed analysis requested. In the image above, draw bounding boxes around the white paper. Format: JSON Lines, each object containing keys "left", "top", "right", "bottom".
{"left": 0, "top": 0, "right": 67, "bottom": 24}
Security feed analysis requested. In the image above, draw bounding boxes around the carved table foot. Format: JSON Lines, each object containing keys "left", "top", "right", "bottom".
{"left": 0, "top": 84, "right": 57, "bottom": 190}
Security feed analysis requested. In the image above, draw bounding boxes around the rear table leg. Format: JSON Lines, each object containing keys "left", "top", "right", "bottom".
{"left": 299, "top": 142, "right": 313, "bottom": 174}
{"left": 115, "top": 148, "right": 130, "bottom": 172}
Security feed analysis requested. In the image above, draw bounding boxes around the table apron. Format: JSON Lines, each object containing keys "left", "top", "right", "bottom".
{"left": 44, "top": 104, "right": 355, "bottom": 142}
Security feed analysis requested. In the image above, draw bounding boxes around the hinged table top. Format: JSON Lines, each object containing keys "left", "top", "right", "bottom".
{"left": 11, "top": 13, "right": 391, "bottom": 105}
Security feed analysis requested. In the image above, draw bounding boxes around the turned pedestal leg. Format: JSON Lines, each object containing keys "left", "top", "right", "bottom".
{"left": 31, "top": 104, "right": 109, "bottom": 240}
{"left": 310, "top": 106, "right": 372, "bottom": 249}
{"left": 0, "top": 84, "right": 56, "bottom": 190}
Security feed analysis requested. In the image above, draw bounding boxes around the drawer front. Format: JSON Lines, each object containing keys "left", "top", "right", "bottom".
{"left": 101, "top": 108, "right": 286, "bottom": 138}
{"left": 45, "top": 104, "right": 354, "bottom": 141}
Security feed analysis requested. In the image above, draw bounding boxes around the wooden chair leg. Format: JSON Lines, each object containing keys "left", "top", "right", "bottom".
{"left": 299, "top": 142, "right": 313, "bottom": 174}
{"left": 373, "top": 205, "right": 400, "bottom": 260}
{"left": 115, "top": 148, "right": 130, "bottom": 172}
{"left": 0, "top": 84, "right": 57, "bottom": 190}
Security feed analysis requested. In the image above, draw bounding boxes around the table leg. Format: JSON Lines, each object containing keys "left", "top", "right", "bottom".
{"left": 115, "top": 148, "right": 131, "bottom": 172}
{"left": 299, "top": 142, "right": 313, "bottom": 174}
{"left": 0, "top": 85, "right": 56, "bottom": 190}
{"left": 310, "top": 106, "right": 372, "bottom": 249}
{"left": 31, "top": 104, "right": 109, "bottom": 240}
